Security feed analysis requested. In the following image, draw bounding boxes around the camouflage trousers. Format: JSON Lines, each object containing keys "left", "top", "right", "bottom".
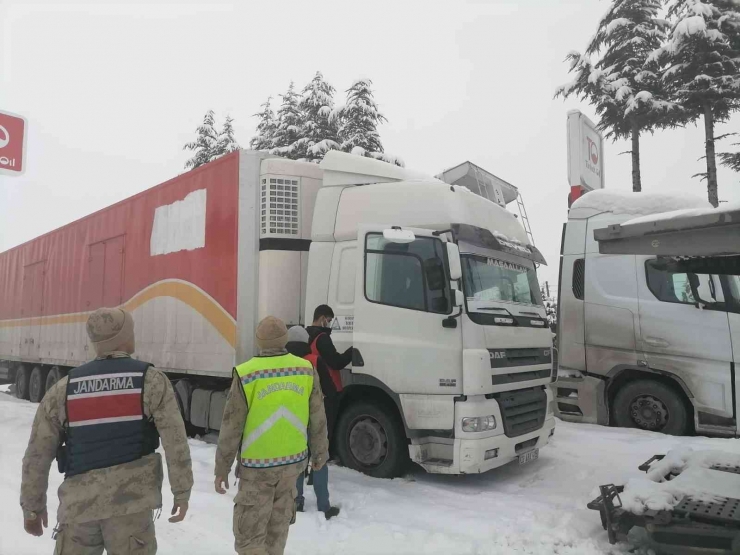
{"left": 53, "top": 510, "right": 156, "bottom": 555}
{"left": 233, "top": 463, "right": 304, "bottom": 555}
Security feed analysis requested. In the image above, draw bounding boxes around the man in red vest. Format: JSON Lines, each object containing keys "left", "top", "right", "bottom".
{"left": 286, "top": 325, "right": 340, "bottom": 519}
{"left": 306, "top": 305, "right": 352, "bottom": 433}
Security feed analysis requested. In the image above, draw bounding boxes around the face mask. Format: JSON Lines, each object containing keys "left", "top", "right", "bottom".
{"left": 324, "top": 318, "right": 333, "bottom": 328}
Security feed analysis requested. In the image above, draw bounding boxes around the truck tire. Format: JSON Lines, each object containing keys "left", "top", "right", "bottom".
{"left": 15, "top": 365, "right": 30, "bottom": 400}
{"left": 46, "top": 367, "right": 63, "bottom": 393}
{"left": 335, "top": 401, "right": 408, "bottom": 479}
{"left": 613, "top": 379, "right": 688, "bottom": 435}
{"left": 29, "top": 366, "right": 50, "bottom": 403}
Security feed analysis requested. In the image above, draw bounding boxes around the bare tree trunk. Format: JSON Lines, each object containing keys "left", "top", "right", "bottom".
{"left": 631, "top": 121, "right": 642, "bottom": 192}
{"left": 704, "top": 101, "right": 719, "bottom": 207}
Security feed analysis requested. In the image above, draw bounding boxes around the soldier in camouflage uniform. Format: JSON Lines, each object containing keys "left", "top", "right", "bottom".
{"left": 215, "top": 316, "right": 329, "bottom": 555}
{"left": 20, "top": 308, "right": 194, "bottom": 554}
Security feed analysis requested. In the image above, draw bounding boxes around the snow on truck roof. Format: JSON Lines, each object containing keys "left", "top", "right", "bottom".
{"left": 570, "top": 189, "right": 711, "bottom": 217}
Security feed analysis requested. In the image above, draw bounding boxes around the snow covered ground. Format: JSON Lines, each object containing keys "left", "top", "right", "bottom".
{"left": 3, "top": 386, "right": 740, "bottom": 555}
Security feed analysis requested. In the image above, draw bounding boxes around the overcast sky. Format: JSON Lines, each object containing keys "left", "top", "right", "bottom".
{"left": 1, "top": 0, "right": 738, "bottom": 293}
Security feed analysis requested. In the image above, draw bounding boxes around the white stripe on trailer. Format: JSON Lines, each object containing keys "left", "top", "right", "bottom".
{"left": 68, "top": 388, "right": 142, "bottom": 400}
{"left": 68, "top": 415, "right": 144, "bottom": 427}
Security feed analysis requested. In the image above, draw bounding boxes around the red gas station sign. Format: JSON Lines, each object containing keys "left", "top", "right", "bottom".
{"left": 0, "top": 110, "right": 27, "bottom": 176}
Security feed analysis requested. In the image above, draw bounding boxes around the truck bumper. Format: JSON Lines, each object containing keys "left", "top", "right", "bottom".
{"left": 411, "top": 417, "right": 556, "bottom": 475}
{"left": 552, "top": 375, "right": 608, "bottom": 425}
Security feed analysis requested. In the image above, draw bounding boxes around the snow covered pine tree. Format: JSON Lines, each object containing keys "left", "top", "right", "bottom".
{"left": 270, "top": 82, "right": 305, "bottom": 160}
{"left": 556, "top": 0, "right": 677, "bottom": 192}
{"left": 214, "top": 114, "right": 240, "bottom": 158}
{"left": 183, "top": 110, "right": 219, "bottom": 170}
{"left": 250, "top": 97, "right": 277, "bottom": 152}
{"left": 655, "top": 0, "right": 740, "bottom": 207}
{"left": 296, "top": 72, "right": 340, "bottom": 162}
{"left": 333, "top": 78, "right": 404, "bottom": 166}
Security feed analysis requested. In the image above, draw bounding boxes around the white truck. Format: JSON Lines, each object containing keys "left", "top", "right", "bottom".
{"left": 555, "top": 189, "right": 740, "bottom": 437}
{"left": 0, "top": 150, "right": 556, "bottom": 477}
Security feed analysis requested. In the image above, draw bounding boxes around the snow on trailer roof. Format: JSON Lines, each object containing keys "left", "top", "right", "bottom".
{"left": 570, "top": 189, "right": 710, "bottom": 217}
{"left": 594, "top": 200, "right": 740, "bottom": 257}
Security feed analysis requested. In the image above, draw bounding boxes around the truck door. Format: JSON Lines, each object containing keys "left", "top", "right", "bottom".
{"left": 21, "top": 261, "right": 45, "bottom": 359}
{"left": 353, "top": 225, "right": 462, "bottom": 394}
{"left": 638, "top": 258, "right": 734, "bottom": 426}
{"left": 722, "top": 274, "right": 740, "bottom": 433}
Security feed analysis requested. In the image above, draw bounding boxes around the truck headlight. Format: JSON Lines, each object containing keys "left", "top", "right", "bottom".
{"left": 462, "top": 415, "right": 497, "bottom": 432}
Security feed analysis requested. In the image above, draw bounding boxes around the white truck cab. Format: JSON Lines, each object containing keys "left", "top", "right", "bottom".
{"left": 301, "top": 153, "right": 555, "bottom": 476}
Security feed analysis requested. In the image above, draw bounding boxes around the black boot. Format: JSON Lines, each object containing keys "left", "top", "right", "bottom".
{"left": 324, "top": 507, "right": 340, "bottom": 520}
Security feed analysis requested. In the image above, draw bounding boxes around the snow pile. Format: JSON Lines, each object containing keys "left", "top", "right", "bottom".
{"left": 623, "top": 200, "right": 740, "bottom": 227}
{"left": 570, "top": 189, "right": 710, "bottom": 216}
{"left": 619, "top": 447, "right": 740, "bottom": 514}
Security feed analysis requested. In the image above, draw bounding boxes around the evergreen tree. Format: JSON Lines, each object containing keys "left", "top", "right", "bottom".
{"left": 719, "top": 144, "right": 740, "bottom": 172}
{"left": 250, "top": 97, "right": 277, "bottom": 151}
{"left": 271, "top": 82, "right": 304, "bottom": 159}
{"left": 214, "top": 114, "right": 240, "bottom": 158}
{"left": 657, "top": 0, "right": 740, "bottom": 206}
{"left": 183, "top": 110, "right": 218, "bottom": 170}
{"left": 335, "top": 78, "right": 387, "bottom": 156}
{"left": 296, "top": 72, "right": 340, "bottom": 162}
{"left": 556, "top": 0, "right": 678, "bottom": 192}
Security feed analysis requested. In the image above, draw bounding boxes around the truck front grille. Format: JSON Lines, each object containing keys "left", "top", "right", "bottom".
{"left": 494, "top": 387, "right": 547, "bottom": 438}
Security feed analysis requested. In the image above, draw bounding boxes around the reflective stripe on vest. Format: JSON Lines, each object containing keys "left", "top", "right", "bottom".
{"left": 235, "top": 353, "right": 314, "bottom": 468}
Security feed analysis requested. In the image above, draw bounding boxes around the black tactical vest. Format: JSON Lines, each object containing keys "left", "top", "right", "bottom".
{"left": 63, "top": 357, "right": 160, "bottom": 478}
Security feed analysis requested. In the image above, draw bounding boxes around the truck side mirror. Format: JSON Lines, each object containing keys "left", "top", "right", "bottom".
{"left": 446, "top": 242, "right": 462, "bottom": 281}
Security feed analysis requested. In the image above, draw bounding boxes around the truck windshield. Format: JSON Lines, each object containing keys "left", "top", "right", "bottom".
{"left": 461, "top": 254, "right": 543, "bottom": 306}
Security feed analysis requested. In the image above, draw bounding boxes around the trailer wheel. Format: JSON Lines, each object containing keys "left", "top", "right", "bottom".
{"left": 46, "top": 367, "right": 63, "bottom": 393}
{"left": 15, "top": 365, "right": 30, "bottom": 400}
{"left": 613, "top": 379, "right": 688, "bottom": 435}
{"left": 335, "top": 401, "right": 408, "bottom": 479}
{"left": 29, "top": 366, "right": 50, "bottom": 403}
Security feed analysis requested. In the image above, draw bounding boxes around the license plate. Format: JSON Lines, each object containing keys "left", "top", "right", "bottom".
{"left": 518, "top": 449, "right": 539, "bottom": 465}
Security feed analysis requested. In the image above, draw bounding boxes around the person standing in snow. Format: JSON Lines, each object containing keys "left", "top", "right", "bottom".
{"left": 306, "top": 305, "right": 352, "bottom": 440}
{"left": 215, "top": 316, "right": 329, "bottom": 555}
{"left": 20, "top": 307, "right": 193, "bottom": 554}
{"left": 285, "top": 325, "right": 340, "bottom": 520}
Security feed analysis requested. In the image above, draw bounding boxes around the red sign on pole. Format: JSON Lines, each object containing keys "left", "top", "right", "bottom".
{"left": 0, "top": 110, "right": 27, "bottom": 177}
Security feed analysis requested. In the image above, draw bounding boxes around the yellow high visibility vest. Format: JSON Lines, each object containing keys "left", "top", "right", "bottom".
{"left": 235, "top": 353, "right": 314, "bottom": 468}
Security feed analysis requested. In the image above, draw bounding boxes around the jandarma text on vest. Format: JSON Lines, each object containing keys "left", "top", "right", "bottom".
{"left": 257, "top": 381, "right": 305, "bottom": 400}
{"left": 71, "top": 376, "right": 135, "bottom": 395}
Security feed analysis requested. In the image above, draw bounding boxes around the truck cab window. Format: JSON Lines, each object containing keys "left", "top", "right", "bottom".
{"left": 365, "top": 234, "right": 452, "bottom": 314}
{"left": 646, "top": 260, "right": 715, "bottom": 305}
{"left": 462, "top": 255, "right": 542, "bottom": 306}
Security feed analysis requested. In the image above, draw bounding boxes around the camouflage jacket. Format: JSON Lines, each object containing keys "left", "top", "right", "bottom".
{"left": 215, "top": 349, "right": 329, "bottom": 481}
{"left": 20, "top": 355, "right": 194, "bottom": 524}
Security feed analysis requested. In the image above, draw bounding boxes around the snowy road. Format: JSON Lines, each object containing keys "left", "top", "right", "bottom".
{"left": 3, "top": 388, "right": 740, "bottom": 555}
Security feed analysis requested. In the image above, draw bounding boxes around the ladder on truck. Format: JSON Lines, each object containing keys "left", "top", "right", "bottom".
{"left": 516, "top": 193, "right": 536, "bottom": 247}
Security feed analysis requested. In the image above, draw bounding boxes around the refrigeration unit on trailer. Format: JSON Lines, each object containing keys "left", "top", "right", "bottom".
{"left": 0, "top": 149, "right": 555, "bottom": 477}
{"left": 555, "top": 189, "right": 740, "bottom": 437}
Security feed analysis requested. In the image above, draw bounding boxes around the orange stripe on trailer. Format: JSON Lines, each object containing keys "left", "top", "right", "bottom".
{"left": 0, "top": 280, "right": 237, "bottom": 348}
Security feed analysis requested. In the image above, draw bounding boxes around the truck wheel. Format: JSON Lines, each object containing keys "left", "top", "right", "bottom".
{"left": 335, "top": 401, "right": 408, "bottom": 479}
{"left": 46, "top": 367, "right": 63, "bottom": 393}
{"left": 15, "top": 365, "right": 30, "bottom": 400}
{"left": 613, "top": 380, "right": 688, "bottom": 435}
{"left": 29, "top": 366, "right": 50, "bottom": 403}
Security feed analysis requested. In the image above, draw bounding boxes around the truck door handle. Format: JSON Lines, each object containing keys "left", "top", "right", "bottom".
{"left": 644, "top": 337, "right": 669, "bottom": 348}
